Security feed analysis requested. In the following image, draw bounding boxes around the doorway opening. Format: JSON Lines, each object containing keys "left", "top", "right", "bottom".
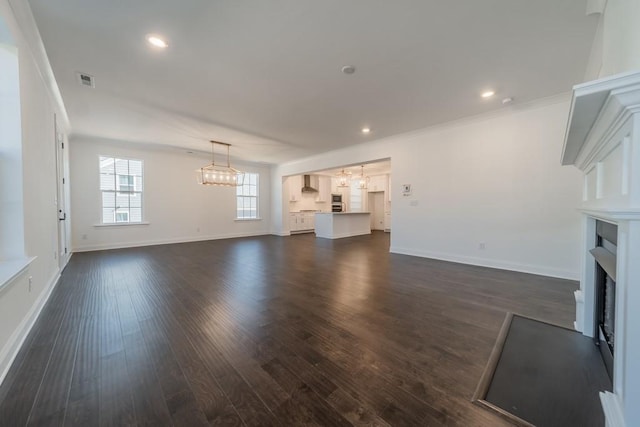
{"left": 282, "top": 159, "right": 392, "bottom": 239}
{"left": 368, "top": 191, "right": 385, "bottom": 231}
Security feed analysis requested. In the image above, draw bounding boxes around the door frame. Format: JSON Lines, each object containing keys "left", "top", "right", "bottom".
{"left": 54, "top": 114, "right": 70, "bottom": 269}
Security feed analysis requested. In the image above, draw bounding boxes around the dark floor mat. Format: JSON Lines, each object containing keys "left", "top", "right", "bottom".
{"left": 473, "top": 313, "right": 611, "bottom": 427}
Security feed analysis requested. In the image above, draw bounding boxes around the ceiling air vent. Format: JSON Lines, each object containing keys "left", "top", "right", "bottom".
{"left": 76, "top": 72, "right": 95, "bottom": 88}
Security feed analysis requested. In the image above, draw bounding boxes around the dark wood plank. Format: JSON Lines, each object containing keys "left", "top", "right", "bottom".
{"left": 0, "top": 232, "right": 582, "bottom": 426}
{"left": 98, "top": 351, "right": 136, "bottom": 427}
{"left": 26, "top": 296, "right": 83, "bottom": 426}
{"left": 65, "top": 312, "right": 100, "bottom": 427}
{"left": 97, "top": 264, "right": 137, "bottom": 427}
{"left": 121, "top": 328, "right": 174, "bottom": 426}
{"left": 0, "top": 282, "right": 69, "bottom": 426}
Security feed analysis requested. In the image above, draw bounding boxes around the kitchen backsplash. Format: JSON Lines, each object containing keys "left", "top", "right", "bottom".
{"left": 291, "top": 192, "right": 328, "bottom": 212}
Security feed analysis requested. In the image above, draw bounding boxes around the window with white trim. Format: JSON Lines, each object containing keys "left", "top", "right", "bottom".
{"left": 236, "top": 173, "right": 259, "bottom": 219}
{"left": 350, "top": 179, "right": 364, "bottom": 212}
{"left": 0, "top": 31, "right": 26, "bottom": 263}
{"left": 99, "top": 157, "right": 143, "bottom": 224}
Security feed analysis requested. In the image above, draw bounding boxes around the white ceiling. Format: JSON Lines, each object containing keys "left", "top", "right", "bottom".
{"left": 28, "top": 0, "right": 598, "bottom": 164}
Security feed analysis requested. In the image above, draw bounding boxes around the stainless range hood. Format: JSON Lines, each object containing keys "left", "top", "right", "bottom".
{"left": 301, "top": 175, "right": 318, "bottom": 193}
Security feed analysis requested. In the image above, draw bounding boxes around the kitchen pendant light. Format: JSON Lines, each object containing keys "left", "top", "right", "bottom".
{"left": 357, "top": 165, "right": 369, "bottom": 190}
{"left": 336, "top": 169, "right": 352, "bottom": 188}
{"left": 196, "top": 141, "right": 245, "bottom": 187}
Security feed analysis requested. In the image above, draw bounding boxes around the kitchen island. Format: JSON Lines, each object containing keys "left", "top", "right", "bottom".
{"left": 314, "top": 212, "right": 371, "bottom": 239}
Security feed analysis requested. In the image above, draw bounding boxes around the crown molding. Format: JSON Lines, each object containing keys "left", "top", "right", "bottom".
{"left": 4, "top": 0, "right": 70, "bottom": 131}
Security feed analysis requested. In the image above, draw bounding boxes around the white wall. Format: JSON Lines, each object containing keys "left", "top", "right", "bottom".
{"left": 600, "top": 0, "right": 640, "bottom": 77}
{"left": 272, "top": 95, "right": 583, "bottom": 279}
{"left": 0, "top": 0, "right": 67, "bottom": 381}
{"left": 584, "top": 0, "right": 640, "bottom": 79}
{"left": 70, "top": 137, "right": 271, "bottom": 251}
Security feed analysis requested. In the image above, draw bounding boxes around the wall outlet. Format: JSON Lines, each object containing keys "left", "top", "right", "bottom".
{"left": 28, "top": 276, "right": 32, "bottom": 292}
{"left": 479, "top": 242, "right": 486, "bottom": 250}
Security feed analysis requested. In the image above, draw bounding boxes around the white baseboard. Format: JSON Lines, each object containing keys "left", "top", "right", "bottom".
{"left": 389, "top": 246, "right": 579, "bottom": 281}
{"left": 73, "top": 231, "right": 271, "bottom": 252}
{"left": 0, "top": 265, "right": 63, "bottom": 386}
{"left": 271, "top": 232, "right": 291, "bottom": 237}
{"left": 316, "top": 231, "right": 371, "bottom": 239}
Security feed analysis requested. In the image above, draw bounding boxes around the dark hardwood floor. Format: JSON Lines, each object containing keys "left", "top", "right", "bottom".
{"left": 0, "top": 232, "right": 578, "bottom": 426}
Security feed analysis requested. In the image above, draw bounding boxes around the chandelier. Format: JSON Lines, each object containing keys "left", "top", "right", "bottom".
{"left": 336, "top": 169, "right": 352, "bottom": 187}
{"left": 357, "top": 165, "right": 369, "bottom": 189}
{"left": 196, "top": 141, "right": 245, "bottom": 187}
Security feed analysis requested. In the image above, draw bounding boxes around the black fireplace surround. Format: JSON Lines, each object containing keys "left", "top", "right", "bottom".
{"left": 591, "top": 220, "right": 617, "bottom": 379}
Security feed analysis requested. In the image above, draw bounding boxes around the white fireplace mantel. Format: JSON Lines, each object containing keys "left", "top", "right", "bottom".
{"left": 562, "top": 71, "right": 640, "bottom": 427}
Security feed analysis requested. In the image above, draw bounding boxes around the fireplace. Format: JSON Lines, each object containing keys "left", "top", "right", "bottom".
{"left": 562, "top": 71, "right": 640, "bottom": 427}
{"left": 591, "top": 220, "right": 617, "bottom": 378}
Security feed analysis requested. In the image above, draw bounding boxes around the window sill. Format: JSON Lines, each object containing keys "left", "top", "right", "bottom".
{"left": 94, "top": 222, "right": 150, "bottom": 227}
{"left": 0, "top": 256, "right": 37, "bottom": 293}
{"left": 234, "top": 218, "right": 262, "bottom": 222}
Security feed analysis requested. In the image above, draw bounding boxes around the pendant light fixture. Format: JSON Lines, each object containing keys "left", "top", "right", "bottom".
{"left": 357, "top": 165, "right": 369, "bottom": 190}
{"left": 336, "top": 169, "right": 352, "bottom": 188}
{"left": 196, "top": 141, "right": 245, "bottom": 187}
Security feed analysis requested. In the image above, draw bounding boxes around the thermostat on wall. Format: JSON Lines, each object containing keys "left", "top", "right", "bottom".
{"left": 402, "top": 184, "right": 411, "bottom": 196}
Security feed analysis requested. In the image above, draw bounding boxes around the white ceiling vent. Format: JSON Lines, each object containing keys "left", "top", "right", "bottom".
{"left": 76, "top": 72, "right": 95, "bottom": 88}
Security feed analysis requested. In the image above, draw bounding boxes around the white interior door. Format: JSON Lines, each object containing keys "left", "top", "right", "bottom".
{"left": 369, "top": 192, "right": 385, "bottom": 230}
{"left": 54, "top": 115, "right": 70, "bottom": 269}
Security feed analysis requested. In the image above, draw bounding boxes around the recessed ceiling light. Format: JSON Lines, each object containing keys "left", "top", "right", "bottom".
{"left": 146, "top": 35, "right": 168, "bottom": 49}
{"left": 361, "top": 127, "right": 371, "bottom": 134}
{"left": 342, "top": 65, "right": 356, "bottom": 75}
{"left": 481, "top": 90, "right": 495, "bottom": 98}
{"left": 502, "top": 97, "right": 513, "bottom": 105}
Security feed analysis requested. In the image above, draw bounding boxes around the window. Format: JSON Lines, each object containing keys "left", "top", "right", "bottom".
{"left": 0, "top": 29, "right": 26, "bottom": 263}
{"left": 115, "top": 211, "right": 129, "bottom": 223}
{"left": 99, "top": 157, "right": 143, "bottom": 224}
{"left": 350, "top": 179, "right": 363, "bottom": 212}
{"left": 0, "top": 24, "right": 41, "bottom": 289}
{"left": 118, "top": 175, "right": 134, "bottom": 192}
{"left": 236, "top": 173, "right": 259, "bottom": 219}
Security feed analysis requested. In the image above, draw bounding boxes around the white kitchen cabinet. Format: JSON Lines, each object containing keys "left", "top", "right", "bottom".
{"left": 315, "top": 176, "right": 331, "bottom": 203}
{"left": 289, "top": 213, "right": 299, "bottom": 231}
{"left": 331, "top": 177, "right": 341, "bottom": 193}
{"left": 368, "top": 174, "right": 387, "bottom": 192}
{"left": 289, "top": 175, "right": 301, "bottom": 202}
{"left": 368, "top": 175, "right": 378, "bottom": 192}
{"left": 289, "top": 212, "right": 315, "bottom": 233}
{"left": 304, "top": 212, "right": 315, "bottom": 229}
